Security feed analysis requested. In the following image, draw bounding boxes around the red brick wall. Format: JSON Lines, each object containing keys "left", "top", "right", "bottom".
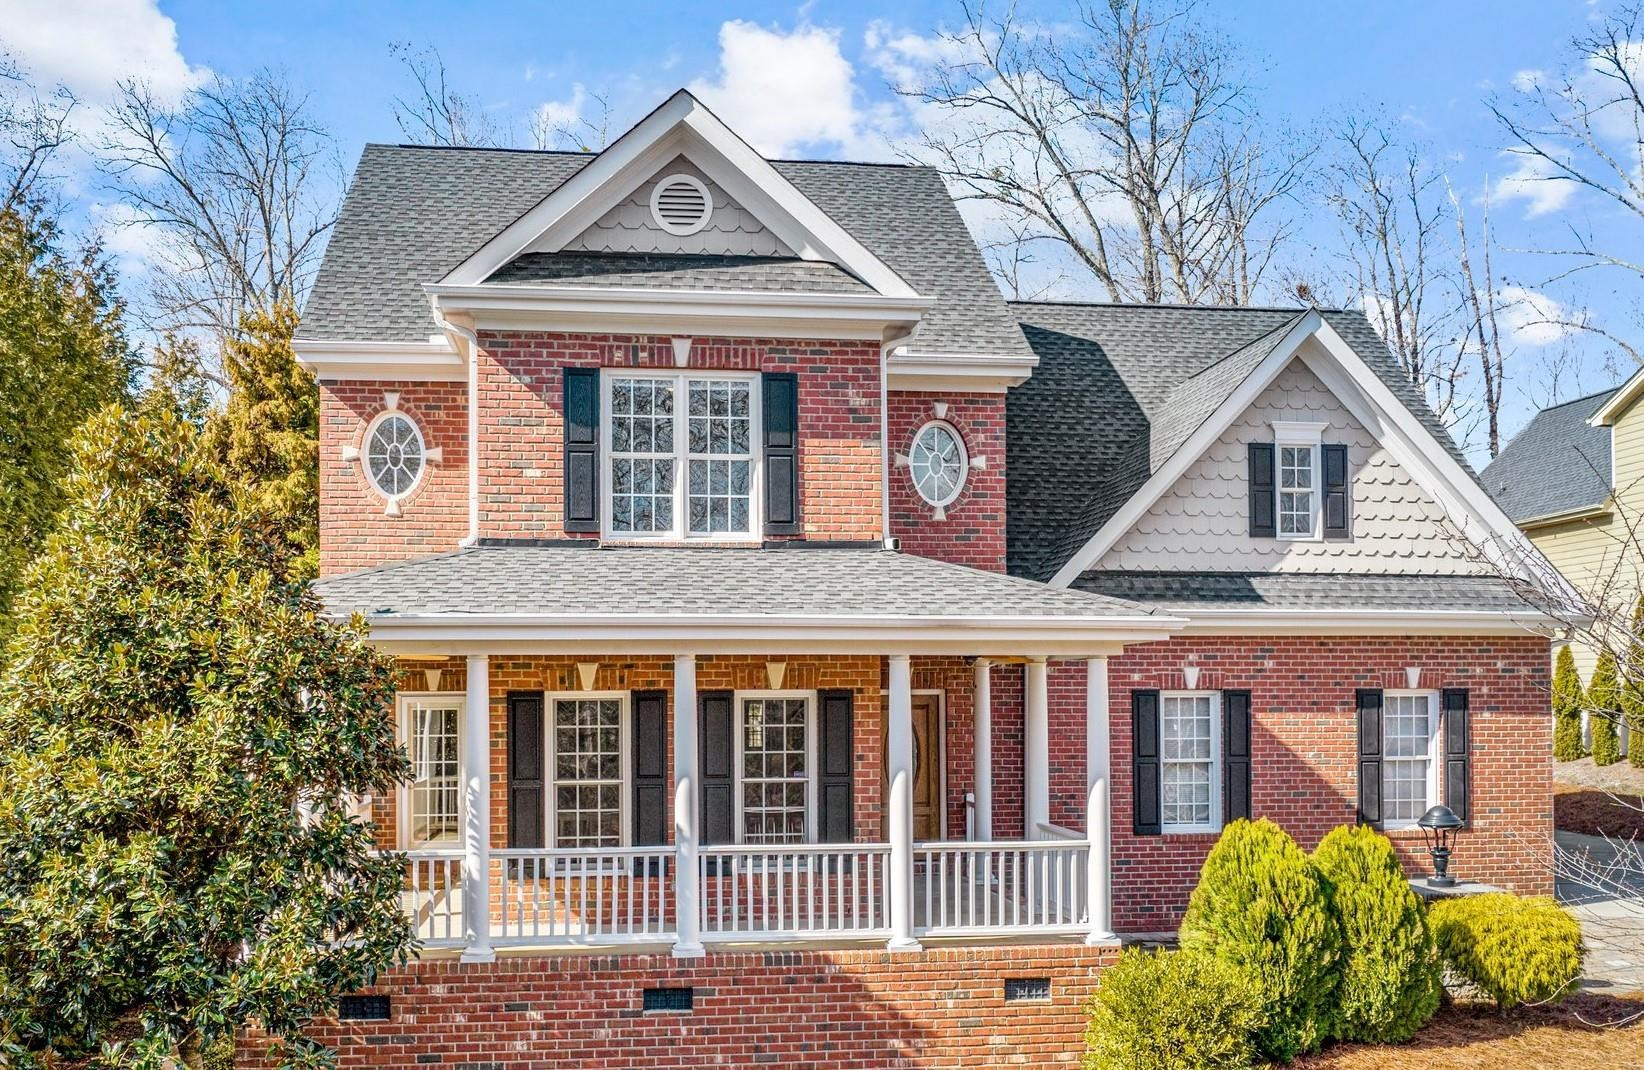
{"left": 237, "top": 944, "right": 1118, "bottom": 1069}
{"left": 318, "top": 381, "right": 468, "bottom": 576}
{"left": 888, "top": 391, "right": 1007, "bottom": 570}
{"left": 473, "top": 331, "right": 883, "bottom": 543}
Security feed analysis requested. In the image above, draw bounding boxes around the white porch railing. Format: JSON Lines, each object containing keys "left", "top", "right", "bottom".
{"left": 914, "top": 840, "right": 1089, "bottom": 937}
{"left": 492, "top": 847, "right": 676, "bottom": 945}
{"left": 699, "top": 843, "right": 892, "bottom": 940}
{"left": 401, "top": 849, "right": 464, "bottom": 947}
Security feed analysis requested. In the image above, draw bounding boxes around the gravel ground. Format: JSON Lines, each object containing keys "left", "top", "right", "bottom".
{"left": 1555, "top": 757, "right": 1644, "bottom": 793}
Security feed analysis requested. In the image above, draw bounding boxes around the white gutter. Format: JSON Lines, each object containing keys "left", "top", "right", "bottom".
{"left": 429, "top": 302, "right": 483, "bottom": 546}
{"left": 424, "top": 282, "right": 929, "bottom": 323}
{"left": 1177, "top": 608, "right": 1573, "bottom": 636}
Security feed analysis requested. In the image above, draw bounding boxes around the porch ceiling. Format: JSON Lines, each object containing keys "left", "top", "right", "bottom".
{"left": 313, "top": 544, "right": 1183, "bottom": 655}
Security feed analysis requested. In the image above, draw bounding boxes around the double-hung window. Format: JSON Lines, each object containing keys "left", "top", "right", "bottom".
{"left": 1273, "top": 422, "right": 1325, "bottom": 540}
{"left": 606, "top": 372, "right": 758, "bottom": 540}
{"left": 1382, "top": 691, "right": 1440, "bottom": 827}
{"left": 737, "top": 693, "right": 815, "bottom": 844}
{"left": 550, "top": 694, "right": 627, "bottom": 849}
{"left": 1159, "top": 692, "right": 1220, "bottom": 833}
{"left": 401, "top": 695, "right": 464, "bottom": 848}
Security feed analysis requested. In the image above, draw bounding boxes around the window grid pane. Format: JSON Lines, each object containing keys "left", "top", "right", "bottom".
{"left": 1160, "top": 694, "right": 1214, "bottom": 829}
{"left": 410, "top": 703, "right": 460, "bottom": 844}
{"left": 741, "top": 697, "right": 808, "bottom": 844}
{"left": 1382, "top": 694, "right": 1434, "bottom": 823}
{"left": 687, "top": 379, "right": 753, "bottom": 535}
{"left": 1278, "top": 445, "right": 1314, "bottom": 536}
{"left": 609, "top": 378, "right": 676, "bottom": 533}
{"left": 553, "top": 698, "right": 623, "bottom": 848}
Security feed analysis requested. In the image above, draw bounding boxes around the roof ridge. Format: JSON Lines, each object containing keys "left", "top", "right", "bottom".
{"left": 1010, "top": 298, "right": 1346, "bottom": 314}
{"left": 1531, "top": 384, "right": 1625, "bottom": 414}
{"left": 362, "top": 141, "right": 926, "bottom": 171}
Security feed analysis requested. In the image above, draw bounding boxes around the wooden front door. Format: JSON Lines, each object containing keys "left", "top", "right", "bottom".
{"left": 885, "top": 694, "right": 943, "bottom": 841}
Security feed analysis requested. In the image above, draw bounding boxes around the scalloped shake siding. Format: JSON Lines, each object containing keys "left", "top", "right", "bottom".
{"left": 1098, "top": 358, "right": 1488, "bottom": 574}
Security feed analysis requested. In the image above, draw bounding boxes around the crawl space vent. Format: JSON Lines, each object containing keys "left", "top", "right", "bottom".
{"left": 1004, "top": 978, "right": 1051, "bottom": 1002}
{"left": 642, "top": 986, "right": 695, "bottom": 1012}
{"left": 337, "top": 994, "right": 391, "bottom": 1020}
{"left": 651, "top": 175, "right": 712, "bottom": 235}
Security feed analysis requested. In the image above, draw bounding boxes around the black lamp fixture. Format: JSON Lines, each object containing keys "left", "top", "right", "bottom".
{"left": 1416, "top": 804, "right": 1464, "bottom": 888}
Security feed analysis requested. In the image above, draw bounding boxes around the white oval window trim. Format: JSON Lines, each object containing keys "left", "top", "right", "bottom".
{"left": 649, "top": 173, "right": 713, "bottom": 236}
{"left": 909, "top": 420, "right": 969, "bottom": 508}
{"left": 362, "top": 410, "right": 427, "bottom": 502}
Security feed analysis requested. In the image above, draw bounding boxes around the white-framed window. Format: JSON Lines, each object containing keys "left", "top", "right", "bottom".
{"left": 1273, "top": 421, "right": 1325, "bottom": 540}
{"left": 364, "top": 410, "right": 427, "bottom": 501}
{"left": 1160, "top": 691, "right": 1220, "bottom": 834}
{"left": 549, "top": 693, "right": 629, "bottom": 849}
{"left": 604, "top": 371, "right": 759, "bottom": 540}
{"left": 735, "top": 691, "right": 817, "bottom": 844}
{"left": 908, "top": 420, "right": 968, "bottom": 507}
{"left": 1382, "top": 691, "right": 1441, "bottom": 828}
{"left": 399, "top": 694, "right": 465, "bottom": 848}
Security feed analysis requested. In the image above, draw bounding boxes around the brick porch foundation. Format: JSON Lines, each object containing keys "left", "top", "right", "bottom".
{"left": 237, "top": 943, "right": 1118, "bottom": 1069}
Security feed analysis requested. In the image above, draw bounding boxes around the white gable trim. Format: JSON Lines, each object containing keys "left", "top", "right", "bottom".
{"left": 1048, "top": 314, "right": 1564, "bottom": 595}
{"left": 1047, "top": 311, "right": 1321, "bottom": 586}
{"left": 293, "top": 338, "right": 464, "bottom": 381}
{"left": 440, "top": 90, "right": 918, "bottom": 300}
{"left": 1590, "top": 364, "right": 1644, "bottom": 426}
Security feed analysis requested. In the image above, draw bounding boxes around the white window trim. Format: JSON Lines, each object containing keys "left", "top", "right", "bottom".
{"left": 1380, "top": 689, "right": 1442, "bottom": 831}
{"left": 600, "top": 369, "right": 763, "bottom": 543}
{"left": 545, "top": 690, "right": 632, "bottom": 849}
{"left": 362, "top": 409, "right": 429, "bottom": 503}
{"left": 732, "top": 689, "right": 819, "bottom": 845}
{"left": 1159, "top": 689, "right": 1222, "bottom": 835}
{"left": 908, "top": 420, "right": 969, "bottom": 508}
{"left": 397, "top": 692, "right": 466, "bottom": 850}
{"left": 1272, "top": 420, "right": 1326, "bottom": 542}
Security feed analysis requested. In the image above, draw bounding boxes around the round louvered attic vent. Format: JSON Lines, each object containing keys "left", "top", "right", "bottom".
{"left": 649, "top": 174, "right": 713, "bottom": 235}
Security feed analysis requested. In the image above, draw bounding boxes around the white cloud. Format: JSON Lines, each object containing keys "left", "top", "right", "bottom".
{"left": 689, "top": 20, "right": 877, "bottom": 158}
{"left": 1511, "top": 68, "right": 1545, "bottom": 92}
{"left": 535, "top": 83, "right": 587, "bottom": 130}
{"left": 1494, "top": 285, "right": 1577, "bottom": 348}
{"left": 0, "top": 0, "right": 206, "bottom": 108}
{"left": 1489, "top": 151, "right": 1576, "bottom": 217}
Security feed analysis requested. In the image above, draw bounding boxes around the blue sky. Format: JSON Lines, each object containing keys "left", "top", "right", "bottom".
{"left": 2, "top": 0, "right": 1638, "bottom": 456}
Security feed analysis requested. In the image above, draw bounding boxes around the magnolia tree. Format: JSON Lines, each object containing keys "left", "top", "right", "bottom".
{"left": 0, "top": 404, "right": 413, "bottom": 1068}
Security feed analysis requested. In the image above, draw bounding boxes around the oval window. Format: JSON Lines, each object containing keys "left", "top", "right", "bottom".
{"left": 909, "top": 421, "right": 968, "bottom": 507}
{"left": 364, "top": 412, "right": 426, "bottom": 500}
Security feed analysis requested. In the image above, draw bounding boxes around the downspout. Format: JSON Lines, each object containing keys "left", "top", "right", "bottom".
{"left": 880, "top": 331, "right": 915, "bottom": 551}
{"left": 431, "top": 298, "right": 482, "bottom": 547}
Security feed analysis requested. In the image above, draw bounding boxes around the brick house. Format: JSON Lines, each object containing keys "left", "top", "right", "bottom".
{"left": 272, "top": 90, "right": 1564, "bottom": 1067}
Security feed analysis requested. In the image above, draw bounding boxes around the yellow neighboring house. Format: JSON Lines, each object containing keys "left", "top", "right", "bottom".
{"left": 1484, "top": 372, "right": 1644, "bottom": 753}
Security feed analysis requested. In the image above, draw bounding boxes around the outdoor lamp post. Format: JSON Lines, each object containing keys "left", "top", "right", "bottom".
{"left": 1416, "top": 804, "right": 1464, "bottom": 888}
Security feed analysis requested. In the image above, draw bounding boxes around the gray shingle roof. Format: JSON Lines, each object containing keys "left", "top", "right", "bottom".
{"left": 1480, "top": 387, "right": 1617, "bottom": 524}
{"left": 486, "top": 252, "right": 872, "bottom": 293}
{"left": 1004, "top": 303, "right": 1473, "bottom": 581}
{"left": 314, "top": 545, "right": 1163, "bottom": 620}
{"left": 1071, "top": 571, "right": 1542, "bottom": 614}
{"left": 300, "top": 145, "right": 1032, "bottom": 362}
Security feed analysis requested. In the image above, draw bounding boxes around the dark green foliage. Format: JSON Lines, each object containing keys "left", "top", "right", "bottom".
{"left": 1429, "top": 893, "right": 1584, "bottom": 1009}
{"left": 0, "top": 405, "right": 413, "bottom": 1068}
{"left": 1590, "top": 651, "right": 1622, "bottom": 766}
{"left": 1312, "top": 825, "right": 1442, "bottom": 1043}
{"left": 0, "top": 205, "right": 131, "bottom": 628}
{"left": 1082, "top": 948, "right": 1262, "bottom": 1070}
{"left": 1552, "top": 646, "right": 1585, "bottom": 762}
{"left": 1179, "top": 819, "right": 1343, "bottom": 1062}
{"left": 1628, "top": 597, "right": 1644, "bottom": 769}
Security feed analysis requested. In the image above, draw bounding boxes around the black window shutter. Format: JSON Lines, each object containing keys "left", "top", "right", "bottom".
{"left": 1356, "top": 689, "right": 1384, "bottom": 825}
{"left": 506, "top": 692, "right": 545, "bottom": 848}
{"left": 1248, "top": 442, "right": 1276, "bottom": 537}
{"left": 1323, "top": 443, "right": 1350, "bottom": 539}
{"left": 699, "top": 690, "right": 735, "bottom": 846}
{"left": 631, "top": 690, "right": 667, "bottom": 849}
{"left": 1442, "top": 688, "right": 1470, "bottom": 822}
{"left": 762, "top": 372, "right": 800, "bottom": 535}
{"left": 818, "top": 689, "right": 855, "bottom": 843}
{"left": 1222, "top": 690, "right": 1252, "bottom": 825}
{"left": 564, "top": 367, "right": 600, "bottom": 532}
{"left": 1132, "top": 690, "right": 1162, "bottom": 836}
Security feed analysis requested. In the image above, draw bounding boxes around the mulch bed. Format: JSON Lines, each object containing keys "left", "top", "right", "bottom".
{"left": 1556, "top": 784, "right": 1644, "bottom": 840}
{"left": 1292, "top": 993, "right": 1644, "bottom": 1068}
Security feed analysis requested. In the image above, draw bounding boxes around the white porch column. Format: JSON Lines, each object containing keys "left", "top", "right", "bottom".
{"left": 460, "top": 653, "right": 494, "bottom": 962}
{"left": 1085, "top": 656, "right": 1116, "bottom": 944}
{"left": 886, "top": 654, "right": 921, "bottom": 950}
{"left": 671, "top": 653, "right": 705, "bottom": 957}
{"left": 1024, "top": 657, "right": 1050, "bottom": 839}
{"left": 972, "top": 658, "right": 993, "bottom": 842}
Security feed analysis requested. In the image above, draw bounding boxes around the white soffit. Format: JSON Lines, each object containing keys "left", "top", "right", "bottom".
{"left": 293, "top": 338, "right": 464, "bottom": 381}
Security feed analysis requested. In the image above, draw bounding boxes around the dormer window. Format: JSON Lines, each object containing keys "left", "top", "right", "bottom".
{"left": 605, "top": 371, "right": 758, "bottom": 539}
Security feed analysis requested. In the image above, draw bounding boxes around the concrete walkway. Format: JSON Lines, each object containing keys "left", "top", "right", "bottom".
{"left": 1556, "top": 830, "right": 1644, "bottom": 992}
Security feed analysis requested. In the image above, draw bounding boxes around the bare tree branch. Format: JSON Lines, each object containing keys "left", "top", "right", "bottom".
{"left": 0, "top": 50, "right": 78, "bottom": 214}
{"left": 389, "top": 43, "right": 506, "bottom": 148}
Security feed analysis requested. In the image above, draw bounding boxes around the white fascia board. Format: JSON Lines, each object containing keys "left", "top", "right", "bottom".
{"left": 886, "top": 349, "right": 1040, "bottom": 392}
{"left": 440, "top": 90, "right": 917, "bottom": 300}
{"left": 293, "top": 337, "right": 465, "bottom": 381}
{"left": 1589, "top": 365, "right": 1644, "bottom": 426}
{"left": 1048, "top": 310, "right": 1322, "bottom": 587}
{"left": 1519, "top": 502, "right": 1613, "bottom": 530}
{"left": 1177, "top": 608, "right": 1569, "bottom": 637}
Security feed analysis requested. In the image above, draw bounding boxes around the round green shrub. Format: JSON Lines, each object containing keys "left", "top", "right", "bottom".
{"left": 1180, "top": 819, "right": 1342, "bottom": 1062}
{"left": 1082, "top": 948, "right": 1261, "bottom": 1070}
{"left": 1311, "top": 825, "right": 1442, "bottom": 1042}
{"left": 1428, "top": 893, "right": 1584, "bottom": 1009}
